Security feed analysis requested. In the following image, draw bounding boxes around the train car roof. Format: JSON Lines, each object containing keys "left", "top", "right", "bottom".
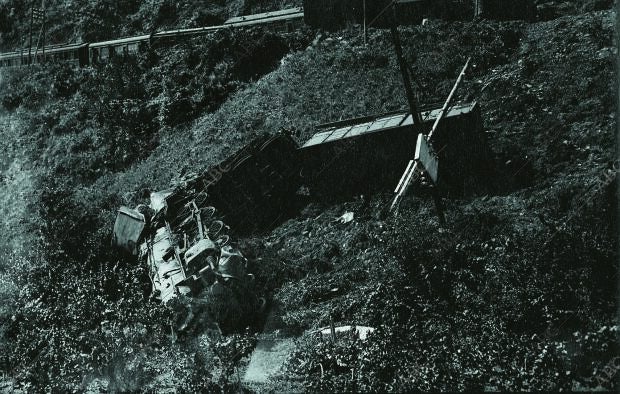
{"left": 0, "top": 43, "right": 87, "bottom": 59}
{"left": 41, "top": 43, "right": 89, "bottom": 54}
{"left": 302, "top": 102, "right": 478, "bottom": 148}
{"left": 224, "top": 7, "right": 303, "bottom": 24}
{"left": 90, "top": 35, "right": 150, "bottom": 48}
{"left": 154, "top": 25, "right": 221, "bottom": 39}
{"left": 0, "top": 51, "right": 23, "bottom": 60}
{"left": 223, "top": 11, "right": 304, "bottom": 28}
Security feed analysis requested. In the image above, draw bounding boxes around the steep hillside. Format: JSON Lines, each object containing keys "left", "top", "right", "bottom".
{"left": 0, "top": 2, "right": 617, "bottom": 392}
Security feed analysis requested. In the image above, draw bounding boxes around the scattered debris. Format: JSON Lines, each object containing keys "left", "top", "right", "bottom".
{"left": 335, "top": 211, "right": 355, "bottom": 224}
{"left": 317, "top": 325, "right": 376, "bottom": 341}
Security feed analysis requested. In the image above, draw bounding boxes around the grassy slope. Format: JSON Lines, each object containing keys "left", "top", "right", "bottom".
{"left": 81, "top": 9, "right": 617, "bottom": 391}
{"left": 0, "top": 3, "right": 616, "bottom": 392}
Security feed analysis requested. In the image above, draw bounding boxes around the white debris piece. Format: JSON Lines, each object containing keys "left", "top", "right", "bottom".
{"left": 335, "top": 211, "right": 354, "bottom": 224}
{"left": 319, "top": 325, "right": 375, "bottom": 340}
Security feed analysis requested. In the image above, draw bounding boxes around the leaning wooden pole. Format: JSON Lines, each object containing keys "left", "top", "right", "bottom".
{"left": 390, "top": 4, "right": 422, "bottom": 125}
{"left": 42, "top": 1, "right": 46, "bottom": 63}
{"left": 28, "top": 7, "right": 33, "bottom": 65}
{"left": 390, "top": 57, "right": 472, "bottom": 213}
{"left": 363, "top": 0, "right": 367, "bottom": 45}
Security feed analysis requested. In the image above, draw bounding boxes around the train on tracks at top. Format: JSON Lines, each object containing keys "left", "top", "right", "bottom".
{"left": 0, "top": 7, "right": 305, "bottom": 68}
{"left": 0, "top": 0, "right": 536, "bottom": 69}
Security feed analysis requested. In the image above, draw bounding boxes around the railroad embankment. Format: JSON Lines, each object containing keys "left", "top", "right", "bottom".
{"left": 0, "top": 3, "right": 616, "bottom": 392}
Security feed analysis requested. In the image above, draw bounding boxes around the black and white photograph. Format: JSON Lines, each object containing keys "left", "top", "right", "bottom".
{"left": 0, "top": 0, "right": 618, "bottom": 392}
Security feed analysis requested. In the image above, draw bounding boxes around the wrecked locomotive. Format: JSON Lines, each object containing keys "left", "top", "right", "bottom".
{"left": 112, "top": 132, "right": 300, "bottom": 306}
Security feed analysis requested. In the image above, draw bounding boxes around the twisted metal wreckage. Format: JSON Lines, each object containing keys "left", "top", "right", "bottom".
{"left": 111, "top": 102, "right": 489, "bottom": 334}
{"left": 110, "top": 4, "right": 494, "bottom": 331}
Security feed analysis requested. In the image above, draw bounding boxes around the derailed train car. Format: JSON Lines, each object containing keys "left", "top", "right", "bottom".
{"left": 300, "top": 102, "right": 493, "bottom": 200}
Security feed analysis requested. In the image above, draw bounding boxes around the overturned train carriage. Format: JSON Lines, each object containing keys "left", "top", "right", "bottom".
{"left": 300, "top": 102, "right": 493, "bottom": 199}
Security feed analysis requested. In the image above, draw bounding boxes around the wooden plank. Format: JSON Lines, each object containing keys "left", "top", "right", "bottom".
{"left": 395, "top": 160, "right": 415, "bottom": 193}
{"left": 390, "top": 161, "right": 419, "bottom": 211}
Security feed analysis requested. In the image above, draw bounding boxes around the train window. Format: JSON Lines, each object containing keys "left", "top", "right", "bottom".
{"left": 100, "top": 47, "right": 108, "bottom": 60}
{"left": 128, "top": 43, "right": 138, "bottom": 53}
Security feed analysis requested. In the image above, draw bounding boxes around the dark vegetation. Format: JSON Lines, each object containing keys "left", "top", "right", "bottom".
{"left": 0, "top": 0, "right": 617, "bottom": 391}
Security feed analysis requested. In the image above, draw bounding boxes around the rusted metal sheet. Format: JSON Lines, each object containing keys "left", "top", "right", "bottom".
{"left": 112, "top": 207, "right": 145, "bottom": 255}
